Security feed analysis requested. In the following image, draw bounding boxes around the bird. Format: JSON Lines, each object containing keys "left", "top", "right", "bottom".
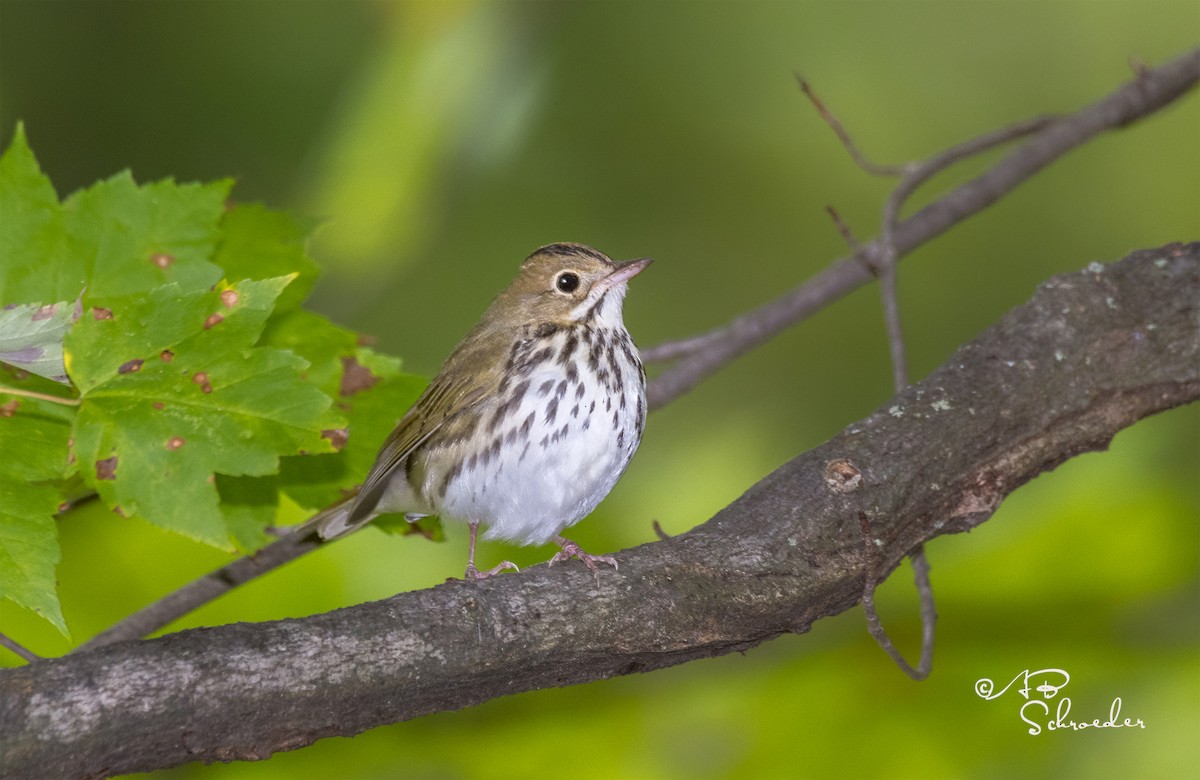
{"left": 315, "top": 243, "right": 651, "bottom": 581}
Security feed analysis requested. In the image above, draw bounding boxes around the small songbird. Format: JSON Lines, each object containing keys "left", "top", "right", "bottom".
{"left": 317, "top": 243, "right": 651, "bottom": 580}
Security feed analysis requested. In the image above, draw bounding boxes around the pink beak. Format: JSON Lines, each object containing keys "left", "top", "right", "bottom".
{"left": 598, "top": 257, "right": 653, "bottom": 292}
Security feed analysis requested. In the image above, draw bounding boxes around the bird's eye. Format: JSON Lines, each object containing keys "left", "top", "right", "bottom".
{"left": 555, "top": 271, "right": 581, "bottom": 294}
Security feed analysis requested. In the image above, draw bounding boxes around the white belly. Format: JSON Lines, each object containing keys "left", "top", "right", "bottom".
{"left": 438, "top": 354, "right": 644, "bottom": 545}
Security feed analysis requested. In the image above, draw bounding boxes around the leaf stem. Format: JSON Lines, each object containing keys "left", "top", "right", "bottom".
{"left": 0, "top": 385, "right": 82, "bottom": 406}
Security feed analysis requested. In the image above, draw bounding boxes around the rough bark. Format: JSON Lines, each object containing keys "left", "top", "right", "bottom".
{"left": 1, "top": 244, "right": 1197, "bottom": 777}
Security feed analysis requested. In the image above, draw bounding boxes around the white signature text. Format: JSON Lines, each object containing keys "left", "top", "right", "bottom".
{"left": 974, "top": 668, "right": 1145, "bottom": 735}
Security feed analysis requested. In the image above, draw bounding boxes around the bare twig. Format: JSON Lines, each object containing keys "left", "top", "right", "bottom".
{"left": 824, "top": 205, "right": 864, "bottom": 254}
{"left": 794, "top": 75, "right": 908, "bottom": 176}
{"left": 73, "top": 522, "right": 327, "bottom": 653}
{"left": 62, "top": 47, "right": 1200, "bottom": 655}
{"left": 803, "top": 81, "right": 1064, "bottom": 683}
{"left": 877, "top": 264, "right": 910, "bottom": 389}
{"left": 859, "top": 515, "right": 935, "bottom": 679}
{"left": 642, "top": 47, "right": 1200, "bottom": 402}
{"left": 0, "top": 630, "right": 41, "bottom": 663}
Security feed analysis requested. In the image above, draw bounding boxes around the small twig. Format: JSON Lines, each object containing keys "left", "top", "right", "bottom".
{"left": 0, "top": 631, "right": 41, "bottom": 663}
{"left": 806, "top": 83, "right": 1051, "bottom": 680}
{"left": 824, "top": 205, "right": 864, "bottom": 254}
{"left": 795, "top": 74, "right": 908, "bottom": 177}
{"left": 0, "top": 385, "right": 81, "bottom": 407}
{"left": 911, "top": 546, "right": 937, "bottom": 672}
{"left": 74, "top": 524, "right": 326, "bottom": 652}
{"left": 643, "top": 47, "right": 1200, "bottom": 408}
{"left": 877, "top": 266, "right": 909, "bottom": 390}
{"left": 859, "top": 516, "right": 935, "bottom": 681}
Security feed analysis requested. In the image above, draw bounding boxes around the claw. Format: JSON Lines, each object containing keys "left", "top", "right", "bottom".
{"left": 464, "top": 560, "right": 520, "bottom": 580}
{"left": 463, "top": 522, "right": 519, "bottom": 580}
{"left": 549, "top": 536, "right": 618, "bottom": 585}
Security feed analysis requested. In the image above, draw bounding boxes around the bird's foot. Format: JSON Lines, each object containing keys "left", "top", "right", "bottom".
{"left": 464, "top": 560, "right": 520, "bottom": 580}
{"left": 549, "top": 536, "right": 618, "bottom": 585}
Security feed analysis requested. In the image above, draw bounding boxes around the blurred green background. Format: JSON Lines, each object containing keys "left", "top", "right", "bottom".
{"left": 1, "top": 1, "right": 1197, "bottom": 778}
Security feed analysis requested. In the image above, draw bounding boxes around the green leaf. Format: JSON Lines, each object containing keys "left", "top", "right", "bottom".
{"left": 261, "top": 309, "right": 362, "bottom": 397}
{"left": 0, "top": 392, "right": 75, "bottom": 636}
{"left": 0, "top": 484, "right": 67, "bottom": 636}
{"left": 215, "top": 203, "right": 321, "bottom": 312}
{"left": 64, "top": 277, "right": 339, "bottom": 548}
{"left": 0, "top": 392, "right": 75, "bottom": 482}
{"left": 0, "top": 124, "right": 78, "bottom": 305}
{"left": 0, "top": 125, "right": 230, "bottom": 306}
{"left": 0, "top": 298, "right": 80, "bottom": 383}
{"left": 216, "top": 473, "right": 279, "bottom": 553}
{"left": 66, "top": 173, "right": 230, "bottom": 304}
{"left": 269, "top": 308, "right": 426, "bottom": 511}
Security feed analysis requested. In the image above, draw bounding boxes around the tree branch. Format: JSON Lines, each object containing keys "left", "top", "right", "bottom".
{"left": 60, "top": 48, "right": 1200, "bottom": 651}
{"left": 641, "top": 47, "right": 1200, "bottom": 407}
{"left": 3, "top": 244, "right": 1196, "bottom": 777}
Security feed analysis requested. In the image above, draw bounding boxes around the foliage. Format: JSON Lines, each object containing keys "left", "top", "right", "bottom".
{"left": 0, "top": 3, "right": 1196, "bottom": 779}
{"left": 0, "top": 127, "right": 425, "bottom": 635}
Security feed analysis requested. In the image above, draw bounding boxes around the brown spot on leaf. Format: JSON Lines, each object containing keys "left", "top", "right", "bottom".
{"left": 96, "top": 456, "right": 118, "bottom": 481}
{"left": 161, "top": 350, "right": 174, "bottom": 362}
{"left": 0, "top": 400, "right": 19, "bottom": 417}
{"left": 355, "top": 333, "right": 378, "bottom": 347}
{"left": 204, "top": 313, "right": 224, "bottom": 329}
{"left": 112, "top": 506, "right": 127, "bottom": 518}
{"left": 32, "top": 304, "right": 57, "bottom": 321}
{"left": 57, "top": 502, "right": 71, "bottom": 514}
{"left": 92, "top": 307, "right": 113, "bottom": 321}
{"left": 190, "top": 372, "right": 214, "bottom": 394}
{"left": 167, "top": 437, "right": 185, "bottom": 450}
{"left": 220, "top": 289, "right": 239, "bottom": 308}
{"left": 151, "top": 252, "right": 174, "bottom": 268}
{"left": 321, "top": 428, "right": 349, "bottom": 451}
{"left": 152, "top": 402, "right": 165, "bottom": 410}
{"left": 118, "top": 359, "right": 144, "bottom": 374}
{"left": 339, "top": 355, "right": 380, "bottom": 396}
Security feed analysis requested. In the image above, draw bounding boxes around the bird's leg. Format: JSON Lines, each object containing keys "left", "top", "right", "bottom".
{"left": 463, "top": 521, "right": 519, "bottom": 580}
{"left": 548, "top": 535, "right": 618, "bottom": 585}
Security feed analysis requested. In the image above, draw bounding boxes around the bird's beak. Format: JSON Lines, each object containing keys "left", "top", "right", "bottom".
{"left": 600, "top": 257, "right": 653, "bottom": 290}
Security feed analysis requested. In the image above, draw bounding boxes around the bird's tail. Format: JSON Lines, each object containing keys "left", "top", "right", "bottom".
{"left": 288, "top": 494, "right": 374, "bottom": 541}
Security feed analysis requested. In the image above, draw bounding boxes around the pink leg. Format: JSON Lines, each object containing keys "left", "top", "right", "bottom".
{"left": 549, "top": 536, "right": 618, "bottom": 585}
{"left": 463, "top": 522, "right": 519, "bottom": 580}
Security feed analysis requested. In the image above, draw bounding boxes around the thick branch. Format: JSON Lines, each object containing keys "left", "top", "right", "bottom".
{"left": 61, "top": 48, "right": 1200, "bottom": 649}
{"left": 2, "top": 244, "right": 1196, "bottom": 777}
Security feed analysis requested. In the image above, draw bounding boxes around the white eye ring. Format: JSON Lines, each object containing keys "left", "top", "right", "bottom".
{"left": 555, "top": 271, "right": 581, "bottom": 294}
